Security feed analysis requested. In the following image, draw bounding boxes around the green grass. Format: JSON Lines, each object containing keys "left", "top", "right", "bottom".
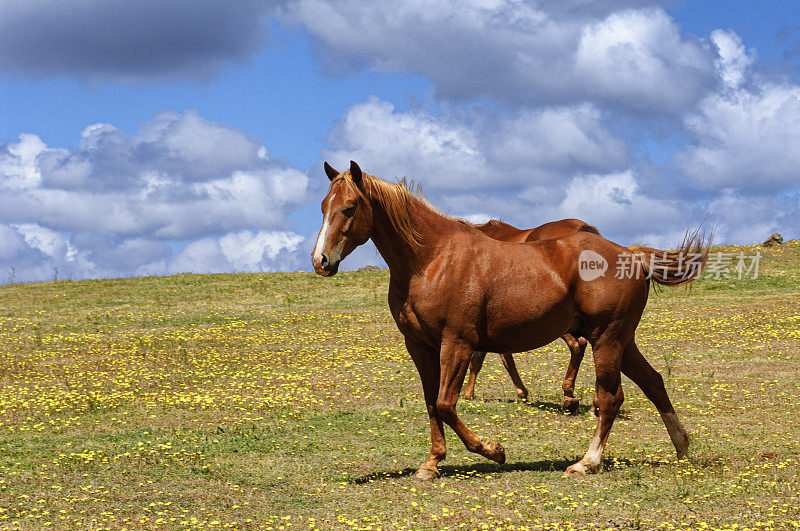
{"left": 0, "top": 243, "right": 799, "bottom": 529}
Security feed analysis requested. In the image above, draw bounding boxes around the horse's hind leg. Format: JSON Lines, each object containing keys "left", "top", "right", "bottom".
{"left": 561, "top": 333, "right": 587, "bottom": 414}
{"left": 462, "top": 351, "right": 528, "bottom": 401}
{"left": 499, "top": 353, "right": 529, "bottom": 400}
{"left": 565, "top": 342, "right": 624, "bottom": 475}
{"left": 405, "top": 338, "right": 447, "bottom": 480}
{"left": 438, "top": 340, "right": 506, "bottom": 465}
{"left": 621, "top": 340, "right": 689, "bottom": 458}
{"left": 462, "top": 351, "right": 486, "bottom": 400}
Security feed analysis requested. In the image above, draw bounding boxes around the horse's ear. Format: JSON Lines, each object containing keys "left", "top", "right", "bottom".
{"left": 324, "top": 161, "right": 339, "bottom": 181}
{"left": 350, "top": 160, "right": 363, "bottom": 185}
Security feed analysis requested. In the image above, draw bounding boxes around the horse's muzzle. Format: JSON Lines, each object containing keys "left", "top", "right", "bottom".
{"left": 313, "top": 252, "right": 341, "bottom": 277}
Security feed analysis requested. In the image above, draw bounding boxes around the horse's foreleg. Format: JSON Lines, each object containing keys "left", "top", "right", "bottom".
{"left": 405, "top": 338, "right": 446, "bottom": 480}
{"left": 499, "top": 353, "right": 529, "bottom": 400}
{"left": 462, "top": 351, "right": 486, "bottom": 400}
{"left": 438, "top": 340, "right": 506, "bottom": 464}
{"left": 565, "top": 344, "right": 623, "bottom": 476}
{"left": 561, "top": 334, "right": 587, "bottom": 414}
{"left": 621, "top": 340, "right": 689, "bottom": 459}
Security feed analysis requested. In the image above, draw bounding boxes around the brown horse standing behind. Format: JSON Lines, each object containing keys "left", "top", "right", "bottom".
{"left": 313, "top": 161, "right": 707, "bottom": 478}
{"left": 464, "top": 219, "right": 599, "bottom": 412}
{"left": 472, "top": 218, "right": 597, "bottom": 244}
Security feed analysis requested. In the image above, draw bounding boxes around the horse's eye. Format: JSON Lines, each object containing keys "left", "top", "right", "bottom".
{"left": 342, "top": 206, "right": 356, "bottom": 217}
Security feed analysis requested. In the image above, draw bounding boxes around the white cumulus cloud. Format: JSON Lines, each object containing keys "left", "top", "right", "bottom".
{"left": 574, "top": 9, "right": 714, "bottom": 113}
{"left": 288, "top": 1, "right": 717, "bottom": 113}
{"left": 0, "top": 111, "right": 309, "bottom": 282}
{"left": 323, "top": 97, "right": 629, "bottom": 193}
{"left": 169, "top": 230, "right": 306, "bottom": 274}
{"left": 678, "top": 83, "right": 800, "bottom": 193}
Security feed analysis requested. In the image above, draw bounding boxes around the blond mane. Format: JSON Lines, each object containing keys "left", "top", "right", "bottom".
{"left": 332, "top": 171, "right": 456, "bottom": 253}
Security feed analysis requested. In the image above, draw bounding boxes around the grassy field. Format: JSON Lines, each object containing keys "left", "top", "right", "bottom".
{"left": 0, "top": 242, "right": 799, "bottom": 529}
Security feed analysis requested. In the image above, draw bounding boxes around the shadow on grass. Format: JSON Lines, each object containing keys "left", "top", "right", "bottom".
{"left": 348, "top": 457, "right": 645, "bottom": 484}
{"left": 349, "top": 454, "right": 726, "bottom": 484}
{"left": 478, "top": 398, "right": 581, "bottom": 412}
{"left": 478, "top": 398, "right": 630, "bottom": 419}
{"left": 523, "top": 400, "right": 593, "bottom": 416}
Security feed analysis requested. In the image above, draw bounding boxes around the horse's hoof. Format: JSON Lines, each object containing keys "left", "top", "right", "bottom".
{"left": 486, "top": 440, "right": 506, "bottom": 464}
{"left": 462, "top": 393, "right": 475, "bottom": 400}
{"left": 413, "top": 467, "right": 440, "bottom": 481}
{"left": 563, "top": 463, "right": 587, "bottom": 476}
{"left": 562, "top": 396, "right": 580, "bottom": 414}
{"left": 564, "top": 461, "right": 599, "bottom": 477}
{"left": 516, "top": 389, "right": 529, "bottom": 401}
{"left": 676, "top": 435, "right": 690, "bottom": 460}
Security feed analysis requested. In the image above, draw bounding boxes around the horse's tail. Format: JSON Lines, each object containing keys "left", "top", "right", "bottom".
{"left": 628, "top": 228, "right": 711, "bottom": 287}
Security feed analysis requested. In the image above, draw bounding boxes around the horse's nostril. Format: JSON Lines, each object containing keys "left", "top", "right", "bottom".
{"left": 321, "top": 253, "right": 330, "bottom": 270}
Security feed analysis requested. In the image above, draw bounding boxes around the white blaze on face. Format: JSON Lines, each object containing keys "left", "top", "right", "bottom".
{"left": 312, "top": 193, "right": 336, "bottom": 265}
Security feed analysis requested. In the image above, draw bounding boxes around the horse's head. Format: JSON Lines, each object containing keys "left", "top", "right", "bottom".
{"left": 312, "top": 160, "right": 374, "bottom": 276}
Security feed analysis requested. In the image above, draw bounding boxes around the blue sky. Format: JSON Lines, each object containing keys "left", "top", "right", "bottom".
{"left": 1, "top": 0, "right": 799, "bottom": 282}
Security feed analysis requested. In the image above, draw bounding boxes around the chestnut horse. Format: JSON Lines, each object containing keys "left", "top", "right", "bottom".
{"left": 465, "top": 219, "right": 599, "bottom": 412}
{"left": 313, "top": 161, "right": 707, "bottom": 478}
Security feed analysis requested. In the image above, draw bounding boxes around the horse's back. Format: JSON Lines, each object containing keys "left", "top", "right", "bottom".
{"left": 526, "top": 218, "right": 600, "bottom": 241}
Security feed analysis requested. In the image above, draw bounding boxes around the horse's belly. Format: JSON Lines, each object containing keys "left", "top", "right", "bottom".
{"left": 478, "top": 303, "right": 572, "bottom": 353}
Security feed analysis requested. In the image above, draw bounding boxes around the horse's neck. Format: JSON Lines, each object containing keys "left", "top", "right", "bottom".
{"left": 368, "top": 194, "right": 449, "bottom": 283}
